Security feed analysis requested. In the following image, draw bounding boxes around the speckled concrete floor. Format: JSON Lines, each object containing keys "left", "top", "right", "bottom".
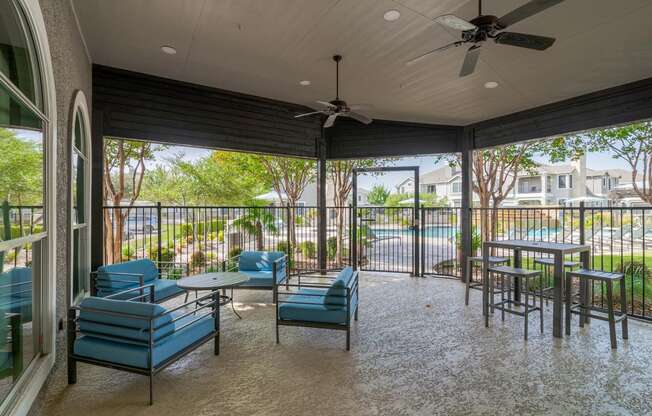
{"left": 39, "top": 273, "right": 652, "bottom": 416}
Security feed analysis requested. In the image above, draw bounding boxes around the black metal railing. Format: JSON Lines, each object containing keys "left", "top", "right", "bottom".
{"left": 471, "top": 206, "right": 652, "bottom": 320}
{"left": 101, "top": 203, "right": 651, "bottom": 320}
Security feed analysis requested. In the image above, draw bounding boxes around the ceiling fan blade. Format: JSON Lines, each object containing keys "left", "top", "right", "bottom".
{"left": 316, "top": 100, "right": 337, "bottom": 108}
{"left": 346, "top": 111, "right": 373, "bottom": 125}
{"left": 495, "top": 32, "right": 556, "bottom": 50}
{"left": 459, "top": 45, "right": 481, "bottom": 77}
{"left": 434, "top": 14, "right": 477, "bottom": 31}
{"left": 406, "top": 41, "right": 465, "bottom": 66}
{"left": 294, "top": 111, "right": 324, "bottom": 118}
{"left": 323, "top": 114, "right": 338, "bottom": 128}
{"left": 497, "top": 0, "right": 564, "bottom": 29}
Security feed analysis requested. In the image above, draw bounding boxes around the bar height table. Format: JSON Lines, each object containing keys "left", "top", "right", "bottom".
{"left": 482, "top": 240, "right": 590, "bottom": 338}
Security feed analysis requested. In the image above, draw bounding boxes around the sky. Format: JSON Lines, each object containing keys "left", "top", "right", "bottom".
{"left": 150, "top": 144, "right": 630, "bottom": 192}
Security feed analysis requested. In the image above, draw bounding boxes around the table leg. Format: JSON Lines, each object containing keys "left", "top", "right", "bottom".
{"left": 580, "top": 250, "right": 591, "bottom": 325}
{"left": 553, "top": 253, "right": 564, "bottom": 338}
{"left": 230, "top": 288, "right": 242, "bottom": 319}
{"left": 483, "top": 243, "right": 489, "bottom": 326}
{"left": 513, "top": 249, "right": 522, "bottom": 304}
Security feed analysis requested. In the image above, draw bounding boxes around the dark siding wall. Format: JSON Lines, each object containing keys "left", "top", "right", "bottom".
{"left": 93, "top": 65, "right": 322, "bottom": 157}
{"left": 472, "top": 77, "right": 652, "bottom": 149}
{"left": 327, "top": 118, "right": 462, "bottom": 158}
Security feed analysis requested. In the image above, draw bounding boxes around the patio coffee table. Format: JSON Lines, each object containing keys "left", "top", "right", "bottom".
{"left": 177, "top": 272, "right": 250, "bottom": 319}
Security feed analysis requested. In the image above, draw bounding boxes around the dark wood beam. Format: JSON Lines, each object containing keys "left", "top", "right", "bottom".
{"left": 93, "top": 65, "right": 322, "bottom": 158}
{"left": 471, "top": 76, "right": 652, "bottom": 149}
{"left": 327, "top": 118, "right": 462, "bottom": 159}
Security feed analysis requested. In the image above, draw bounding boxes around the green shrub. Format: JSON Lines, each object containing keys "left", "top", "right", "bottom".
{"left": 327, "top": 237, "right": 337, "bottom": 260}
{"left": 191, "top": 250, "right": 206, "bottom": 268}
{"left": 276, "top": 241, "right": 294, "bottom": 269}
{"left": 218, "top": 230, "right": 224, "bottom": 243}
{"left": 228, "top": 247, "right": 242, "bottom": 259}
{"left": 197, "top": 219, "right": 224, "bottom": 235}
{"left": 148, "top": 245, "right": 175, "bottom": 263}
{"left": 180, "top": 223, "right": 194, "bottom": 236}
{"left": 299, "top": 241, "right": 316, "bottom": 258}
{"left": 122, "top": 245, "right": 136, "bottom": 260}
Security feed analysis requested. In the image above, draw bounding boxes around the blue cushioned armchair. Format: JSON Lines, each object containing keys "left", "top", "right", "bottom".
{"left": 275, "top": 267, "right": 359, "bottom": 350}
{"left": 68, "top": 286, "right": 219, "bottom": 405}
{"left": 224, "top": 251, "right": 288, "bottom": 302}
{"left": 0, "top": 267, "right": 32, "bottom": 323}
{"left": 91, "top": 259, "right": 187, "bottom": 303}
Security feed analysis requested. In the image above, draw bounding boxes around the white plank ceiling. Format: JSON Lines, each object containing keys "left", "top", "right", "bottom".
{"left": 73, "top": 0, "right": 652, "bottom": 125}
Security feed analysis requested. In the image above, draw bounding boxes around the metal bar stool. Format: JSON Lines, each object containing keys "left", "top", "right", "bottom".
{"left": 465, "top": 256, "right": 510, "bottom": 305}
{"left": 487, "top": 265, "right": 543, "bottom": 340}
{"left": 533, "top": 257, "right": 580, "bottom": 306}
{"left": 566, "top": 269, "right": 629, "bottom": 349}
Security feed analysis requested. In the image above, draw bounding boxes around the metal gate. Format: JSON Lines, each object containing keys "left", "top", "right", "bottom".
{"left": 352, "top": 167, "right": 419, "bottom": 275}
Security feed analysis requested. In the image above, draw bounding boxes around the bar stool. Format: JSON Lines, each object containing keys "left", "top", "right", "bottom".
{"left": 566, "top": 269, "right": 629, "bottom": 349}
{"left": 465, "top": 256, "right": 510, "bottom": 305}
{"left": 487, "top": 265, "right": 543, "bottom": 340}
{"left": 533, "top": 257, "right": 580, "bottom": 305}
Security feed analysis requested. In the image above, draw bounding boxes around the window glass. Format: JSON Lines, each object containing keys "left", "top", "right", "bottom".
{"left": 0, "top": 125, "right": 44, "bottom": 238}
{"left": 0, "top": 241, "right": 38, "bottom": 399}
{"left": 71, "top": 107, "right": 89, "bottom": 303}
{"left": 0, "top": 84, "right": 41, "bottom": 129}
{"left": 0, "top": 0, "right": 41, "bottom": 108}
{"left": 558, "top": 175, "right": 567, "bottom": 189}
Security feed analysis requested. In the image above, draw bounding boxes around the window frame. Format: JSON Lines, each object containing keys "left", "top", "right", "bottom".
{"left": 0, "top": 0, "right": 57, "bottom": 414}
{"left": 69, "top": 90, "right": 91, "bottom": 305}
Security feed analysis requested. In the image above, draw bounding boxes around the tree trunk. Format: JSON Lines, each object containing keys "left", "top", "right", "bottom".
{"left": 256, "top": 220, "right": 264, "bottom": 251}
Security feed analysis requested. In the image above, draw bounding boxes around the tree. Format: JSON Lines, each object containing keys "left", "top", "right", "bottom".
{"left": 367, "top": 185, "right": 390, "bottom": 206}
{"left": 232, "top": 204, "right": 278, "bottom": 250}
{"left": 327, "top": 159, "right": 395, "bottom": 265}
{"left": 252, "top": 156, "right": 316, "bottom": 249}
{"left": 561, "top": 123, "right": 652, "bottom": 204}
{"left": 436, "top": 141, "right": 556, "bottom": 243}
{"left": 103, "top": 138, "right": 163, "bottom": 263}
{"left": 0, "top": 128, "right": 43, "bottom": 207}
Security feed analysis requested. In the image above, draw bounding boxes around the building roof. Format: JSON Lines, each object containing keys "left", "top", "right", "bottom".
{"left": 420, "top": 166, "right": 458, "bottom": 184}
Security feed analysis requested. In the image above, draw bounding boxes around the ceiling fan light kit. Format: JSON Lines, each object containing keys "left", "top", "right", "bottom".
{"left": 294, "top": 55, "right": 373, "bottom": 128}
{"left": 406, "top": 0, "right": 563, "bottom": 76}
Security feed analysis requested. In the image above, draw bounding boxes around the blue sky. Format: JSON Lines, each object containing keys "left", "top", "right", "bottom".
{"left": 153, "top": 144, "right": 630, "bottom": 191}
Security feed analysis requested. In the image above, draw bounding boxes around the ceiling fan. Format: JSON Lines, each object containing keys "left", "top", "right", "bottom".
{"left": 406, "top": 0, "right": 563, "bottom": 77}
{"left": 295, "top": 55, "right": 372, "bottom": 128}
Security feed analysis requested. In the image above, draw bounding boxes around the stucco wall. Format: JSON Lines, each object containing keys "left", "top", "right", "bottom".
{"left": 28, "top": 0, "right": 91, "bottom": 414}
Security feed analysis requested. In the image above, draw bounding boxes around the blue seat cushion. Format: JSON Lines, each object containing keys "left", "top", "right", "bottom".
{"left": 239, "top": 251, "right": 285, "bottom": 272}
{"left": 239, "top": 270, "right": 274, "bottom": 287}
{"left": 78, "top": 297, "right": 173, "bottom": 343}
{"left": 97, "top": 259, "right": 159, "bottom": 288}
{"left": 74, "top": 314, "right": 214, "bottom": 369}
{"left": 324, "top": 267, "right": 354, "bottom": 308}
{"left": 279, "top": 288, "right": 358, "bottom": 324}
{"left": 152, "top": 279, "right": 185, "bottom": 301}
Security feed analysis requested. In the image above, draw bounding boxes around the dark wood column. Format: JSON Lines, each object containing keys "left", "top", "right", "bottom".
{"left": 460, "top": 127, "right": 474, "bottom": 282}
{"left": 317, "top": 132, "right": 328, "bottom": 272}
{"left": 90, "top": 109, "right": 104, "bottom": 273}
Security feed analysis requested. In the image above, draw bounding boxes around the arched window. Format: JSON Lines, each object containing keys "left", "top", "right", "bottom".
{"left": 70, "top": 91, "right": 90, "bottom": 304}
{"left": 0, "top": 0, "right": 56, "bottom": 409}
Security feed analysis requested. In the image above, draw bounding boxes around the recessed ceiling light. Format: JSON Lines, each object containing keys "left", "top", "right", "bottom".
{"left": 383, "top": 9, "right": 401, "bottom": 21}
{"left": 161, "top": 45, "right": 177, "bottom": 55}
{"left": 484, "top": 81, "right": 499, "bottom": 89}
{"left": 299, "top": 80, "right": 311, "bottom": 86}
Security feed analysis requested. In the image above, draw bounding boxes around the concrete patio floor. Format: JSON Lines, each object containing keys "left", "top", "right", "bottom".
{"left": 36, "top": 273, "right": 652, "bottom": 416}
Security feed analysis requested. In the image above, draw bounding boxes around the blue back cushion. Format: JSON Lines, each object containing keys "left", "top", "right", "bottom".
{"left": 97, "top": 259, "right": 159, "bottom": 285}
{"left": 0, "top": 267, "right": 32, "bottom": 301}
{"left": 78, "top": 297, "right": 173, "bottom": 343}
{"left": 324, "top": 267, "right": 353, "bottom": 308}
{"left": 239, "top": 251, "right": 285, "bottom": 272}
